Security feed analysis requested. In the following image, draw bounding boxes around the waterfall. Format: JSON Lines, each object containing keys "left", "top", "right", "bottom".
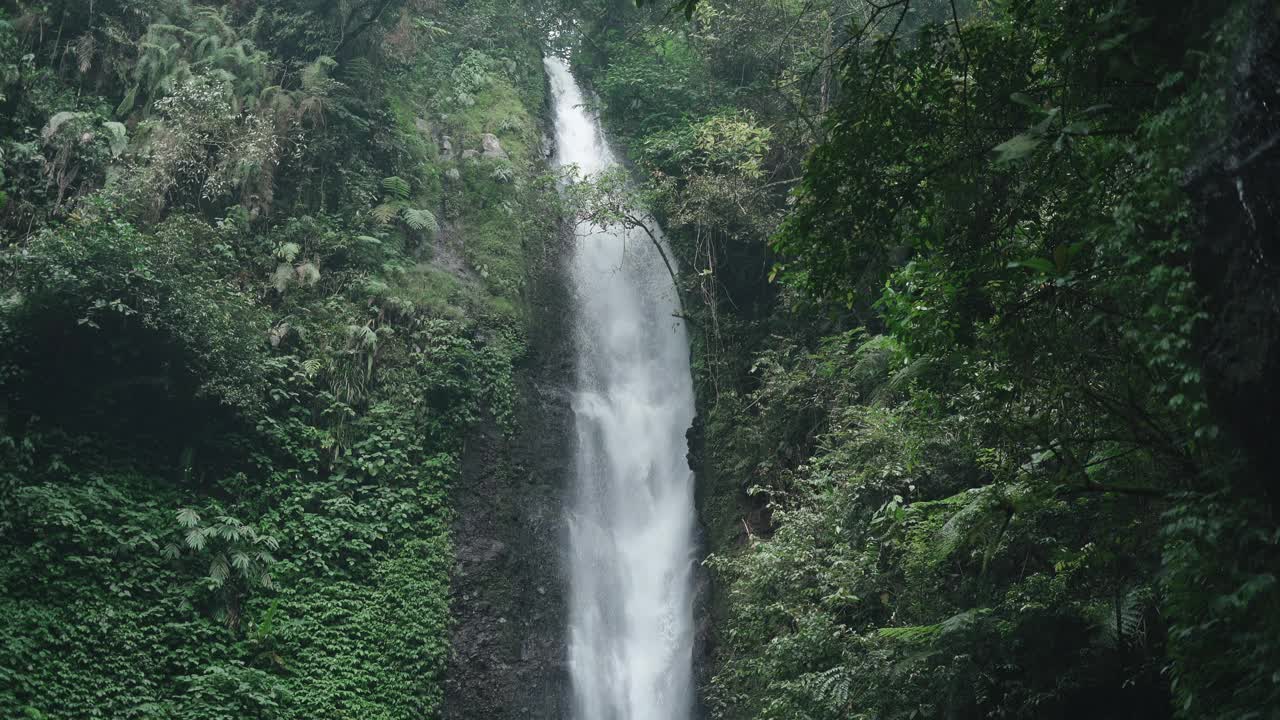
{"left": 545, "top": 57, "right": 698, "bottom": 720}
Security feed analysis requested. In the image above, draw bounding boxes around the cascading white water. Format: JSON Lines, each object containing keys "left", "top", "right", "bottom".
{"left": 545, "top": 57, "right": 698, "bottom": 720}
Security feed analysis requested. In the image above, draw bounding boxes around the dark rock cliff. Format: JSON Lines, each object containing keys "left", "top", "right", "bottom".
{"left": 1188, "top": 0, "right": 1280, "bottom": 504}
{"left": 442, "top": 159, "right": 576, "bottom": 717}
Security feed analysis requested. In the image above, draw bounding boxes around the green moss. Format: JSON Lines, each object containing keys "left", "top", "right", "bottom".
{"left": 388, "top": 262, "right": 471, "bottom": 321}
{"left": 449, "top": 78, "right": 538, "bottom": 166}
{"left": 458, "top": 209, "right": 526, "bottom": 303}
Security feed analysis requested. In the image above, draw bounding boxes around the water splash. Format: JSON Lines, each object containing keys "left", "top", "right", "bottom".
{"left": 545, "top": 56, "right": 697, "bottom": 720}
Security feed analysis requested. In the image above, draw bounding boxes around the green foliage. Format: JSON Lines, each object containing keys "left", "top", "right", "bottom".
{"left": 3, "top": 208, "right": 269, "bottom": 410}
{"left": 4, "top": 0, "right": 1271, "bottom": 718}
{"left": 703, "top": 330, "right": 1169, "bottom": 719}
{"left": 373, "top": 176, "right": 439, "bottom": 239}
{"left": 589, "top": 28, "right": 712, "bottom": 144}
{"left": 570, "top": 0, "right": 1276, "bottom": 718}
{"left": 382, "top": 175, "right": 412, "bottom": 202}
{"left": 400, "top": 206, "right": 437, "bottom": 232}
{"left": 1, "top": 0, "right": 552, "bottom": 717}
{"left": 175, "top": 663, "right": 288, "bottom": 720}
{"left": 273, "top": 538, "right": 451, "bottom": 717}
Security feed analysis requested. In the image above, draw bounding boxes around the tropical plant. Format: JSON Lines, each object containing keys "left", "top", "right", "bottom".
{"left": 373, "top": 175, "right": 438, "bottom": 237}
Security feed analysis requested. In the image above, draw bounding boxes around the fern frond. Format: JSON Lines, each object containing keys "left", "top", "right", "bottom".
{"left": 372, "top": 203, "right": 400, "bottom": 225}
{"left": 381, "top": 176, "right": 411, "bottom": 201}
{"left": 490, "top": 163, "right": 514, "bottom": 183}
{"left": 401, "top": 207, "right": 437, "bottom": 234}
{"left": 802, "top": 667, "right": 851, "bottom": 710}
{"left": 74, "top": 32, "right": 95, "bottom": 73}
{"left": 1086, "top": 588, "right": 1149, "bottom": 649}
{"left": 301, "top": 55, "right": 339, "bottom": 94}
{"left": 342, "top": 57, "right": 375, "bottom": 87}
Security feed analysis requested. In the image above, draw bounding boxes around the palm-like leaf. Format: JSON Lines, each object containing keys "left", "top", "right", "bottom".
{"left": 372, "top": 202, "right": 400, "bottom": 225}
{"left": 116, "top": 85, "right": 139, "bottom": 117}
{"left": 177, "top": 507, "right": 201, "bottom": 528}
{"left": 74, "top": 32, "right": 96, "bottom": 73}
{"left": 401, "top": 207, "right": 437, "bottom": 235}
{"left": 348, "top": 324, "right": 378, "bottom": 351}
{"left": 301, "top": 56, "right": 339, "bottom": 94}
{"left": 381, "top": 176, "right": 411, "bottom": 201}
{"left": 302, "top": 358, "right": 324, "bottom": 378}
{"left": 209, "top": 554, "right": 230, "bottom": 585}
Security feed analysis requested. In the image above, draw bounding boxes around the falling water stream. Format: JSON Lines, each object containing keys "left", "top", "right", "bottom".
{"left": 545, "top": 57, "right": 698, "bottom": 720}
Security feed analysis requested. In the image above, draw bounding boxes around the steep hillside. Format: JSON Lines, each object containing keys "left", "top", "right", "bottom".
{"left": 566, "top": 0, "right": 1280, "bottom": 718}
{"left": 0, "top": 1, "right": 564, "bottom": 717}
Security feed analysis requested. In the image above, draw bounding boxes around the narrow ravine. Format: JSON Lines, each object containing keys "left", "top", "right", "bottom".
{"left": 545, "top": 57, "right": 699, "bottom": 720}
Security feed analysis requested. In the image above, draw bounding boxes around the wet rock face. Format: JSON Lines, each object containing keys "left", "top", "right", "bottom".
{"left": 443, "top": 224, "right": 575, "bottom": 719}
{"left": 1188, "top": 0, "right": 1280, "bottom": 501}
{"left": 481, "top": 133, "right": 509, "bottom": 160}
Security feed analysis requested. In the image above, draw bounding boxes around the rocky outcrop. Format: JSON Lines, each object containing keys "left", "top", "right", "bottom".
{"left": 442, "top": 219, "right": 575, "bottom": 719}
{"left": 481, "top": 133, "right": 509, "bottom": 160}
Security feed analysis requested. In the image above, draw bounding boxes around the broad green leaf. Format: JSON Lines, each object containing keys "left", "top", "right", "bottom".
{"left": 1009, "top": 257, "right": 1057, "bottom": 275}
{"left": 993, "top": 134, "right": 1041, "bottom": 164}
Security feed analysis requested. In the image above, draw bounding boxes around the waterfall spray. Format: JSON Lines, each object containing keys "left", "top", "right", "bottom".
{"left": 545, "top": 57, "right": 698, "bottom": 720}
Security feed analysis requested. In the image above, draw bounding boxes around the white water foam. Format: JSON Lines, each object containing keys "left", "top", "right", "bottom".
{"left": 545, "top": 56, "right": 698, "bottom": 720}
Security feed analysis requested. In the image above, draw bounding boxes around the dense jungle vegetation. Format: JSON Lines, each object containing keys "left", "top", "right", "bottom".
{"left": 565, "top": 0, "right": 1280, "bottom": 718}
{"left": 1, "top": 0, "right": 558, "bottom": 716}
{"left": 2, "top": 0, "right": 1278, "bottom": 718}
